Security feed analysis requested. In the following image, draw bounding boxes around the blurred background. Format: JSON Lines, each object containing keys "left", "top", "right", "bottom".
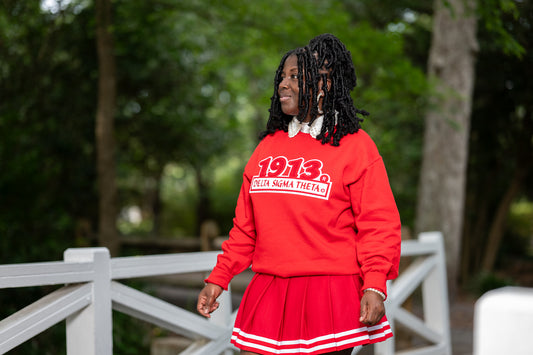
{"left": 0, "top": 0, "right": 532, "bottom": 353}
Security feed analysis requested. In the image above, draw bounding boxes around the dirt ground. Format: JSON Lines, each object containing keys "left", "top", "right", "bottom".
{"left": 449, "top": 292, "right": 476, "bottom": 355}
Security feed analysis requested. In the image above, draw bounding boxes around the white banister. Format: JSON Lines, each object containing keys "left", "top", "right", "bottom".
{"left": 420, "top": 232, "right": 451, "bottom": 352}
{"left": 111, "top": 281, "right": 225, "bottom": 340}
{"left": 0, "top": 261, "right": 95, "bottom": 288}
{"left": 0, "top": 233, "right": 451, "bottom": 355}
{"left": 0, "top": 284, "right": 92, "bottom": 354}
{"left": 374, "top": 231, "right": 451, "bottom": 355}
{"left": 110, "top": 251, "right": 220, "bottom": 279}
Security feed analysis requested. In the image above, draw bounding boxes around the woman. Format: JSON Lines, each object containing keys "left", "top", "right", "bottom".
{"left": 197, "top": 33, "right": 401, "bottom": 355}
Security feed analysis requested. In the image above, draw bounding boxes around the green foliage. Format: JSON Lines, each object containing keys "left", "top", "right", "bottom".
{"left": 0, "top": 0, "right": 97, "bottom": 263}
{"left": 463, "top": 0, "right": 533, "bottom": 275}
{"left": 0, "top": 0, "right": 430, "bottom": 245}
{"left": 159, "top": 164, "right": 199, "bottom": 236}
{"left": 209, "top": 157, "right": 248, "bottom": 233}
{"left": 504, "top": 199, "right": 533, "bottom": 257}
{"left": 345, "top": 23, "right": 428, "bottom": 227}
{"left": 477, "top": 0, "right": 525, "bottom": 58}
{"left": 471, "top": 271, "right": 516, "bottom": 296}
{"left": 508, "top": 200, "right": 533, "bottom": 240}
{"left": 113, "top": 312, "right": 151, "bottom": 355}
{"left": 106, "top": 0, "right": 430, "bottom": 235}
{"left": 0, "top": 287, "right": 69, "bottom": 354}
{"left": 0, "top": 0, "right": 524, "bottom": 256}
{"left": 13, "top": 0, "right": 533, "bottom": 349}
{"left": 1, "top": 0, "right": 531, "bottom": 350}
{"left": 0, "top": 3, "right": 428, "bottom": 350}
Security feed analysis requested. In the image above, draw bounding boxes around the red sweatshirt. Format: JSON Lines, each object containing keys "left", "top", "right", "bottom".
{"left": 206, "top": 129, "right": 401, "bottom": 296}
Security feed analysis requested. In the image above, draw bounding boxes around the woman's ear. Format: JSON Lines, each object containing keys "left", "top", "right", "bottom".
{"left": 317, "top": 77, "right": 332, "bottom": 94}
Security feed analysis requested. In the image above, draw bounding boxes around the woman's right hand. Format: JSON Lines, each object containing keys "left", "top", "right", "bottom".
{"left": 359, "top": 290, "right": 385, "bottom": 326}
{"left": 197, "top": 283, "right": 223, "bottom": 318}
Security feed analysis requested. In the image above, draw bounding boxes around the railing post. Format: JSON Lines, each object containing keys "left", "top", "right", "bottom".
{"left": 420, "top": 232, "right": 451, "bottom": 355}
{"left": 64, "top": 248, "right": 113, "bottom": 355}
{"left": 374, "top": 280, "right": 395, "bottom": 355}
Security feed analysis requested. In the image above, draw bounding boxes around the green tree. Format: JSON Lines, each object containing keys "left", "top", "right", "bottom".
{"left": 0, "top": 1, "right": 98, "bottom": 353}
{"left": 95, "top": 0, "right": 120, "bottom": 256}
{"left": 463, "top": 0, "right": 533, "bottom": 279}
{"left": 112, "top": 0, "right": 244, "bottom": 235}
{"left": 416, "top": 0, "right": 478, "bottom": 295}
{"left": 0, "top": 0, "right": 431, "bottom": 352}
{"left": 0, "top": 0, "right": 98, "bottom": 262}
{"left": 112, "top": 0, "right": 428, "bottom": 237}
{"left": 341, "top": 0, "right": 531, "bottom": 291}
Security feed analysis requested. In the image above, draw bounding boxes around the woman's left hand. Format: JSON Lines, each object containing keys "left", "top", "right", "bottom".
{"left": 359, "top": 291, "right": 385, "bottom": 326}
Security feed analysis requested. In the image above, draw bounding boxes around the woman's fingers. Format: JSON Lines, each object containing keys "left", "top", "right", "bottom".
{"left": 197, "top": 283, "right": 223, "bottom": 318}
{"left": 359, "top": 291, "right": 385, "bottom": 325}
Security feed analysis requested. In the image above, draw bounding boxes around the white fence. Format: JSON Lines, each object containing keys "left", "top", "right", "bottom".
{"left": 377, "top": 232, "right": 451, "bottom": 355}
{"left": 0, "top": 232, "right": 450, "bottom": 355}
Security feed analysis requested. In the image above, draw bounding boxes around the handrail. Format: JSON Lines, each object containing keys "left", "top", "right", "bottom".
{"left": 110, "top": 250, "right": 220, "bottom": 279}
{"left": 0, "top": 261, "right": 95, "bottom": 288}
{"left": 0, "top": 284, "right": 92, "bottom": 352}
{"left": 0, "top": 232, "right": 451, "bottom": 355}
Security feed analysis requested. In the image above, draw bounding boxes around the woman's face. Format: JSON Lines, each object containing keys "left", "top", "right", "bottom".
{"left": 278, "top": 53, "right": 329, "bottom": 121}
{"left": 278, "top": 54, "right": 300, "bottom": 117}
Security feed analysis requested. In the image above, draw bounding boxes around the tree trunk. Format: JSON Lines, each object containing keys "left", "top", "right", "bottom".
{"left": 461, "top": 188, "right": 489, "bottom": 283}
{"left": 95, "top": 0, "right": 119, "bottom": 256}
{"left": 415, "top": 0, "right": 478, "bottom": 295}
{"left": 143, "top": 172, "right": 163, "bottom": 237}
{"left": 481, "top": 166, "right": 527, "bottom": 272}
{"left": 193, "top": 166, "right": 212, "bottom": 235}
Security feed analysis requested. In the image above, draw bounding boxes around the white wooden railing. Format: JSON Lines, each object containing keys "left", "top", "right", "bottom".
{"left": 376, "top": 231, "right": 451, "bottom": 355}
{"left": 0, "top": 232, "right": 450, "bottom": 355}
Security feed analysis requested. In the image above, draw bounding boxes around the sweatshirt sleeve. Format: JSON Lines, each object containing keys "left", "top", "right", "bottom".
{"left": 350, "top": 157, "right": 401, "bottom": 297}
{"left": 205, "top": 172, "right": 256, "bottom": 290}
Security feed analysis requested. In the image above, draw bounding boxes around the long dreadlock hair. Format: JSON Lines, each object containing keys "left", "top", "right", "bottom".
{"left": 260, "top": 34, "right": 369, "bottom": 146}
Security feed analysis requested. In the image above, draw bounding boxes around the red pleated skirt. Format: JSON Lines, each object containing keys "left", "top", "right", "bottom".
{"left": 231, "top": 273, "right": 392, "bottom": 354}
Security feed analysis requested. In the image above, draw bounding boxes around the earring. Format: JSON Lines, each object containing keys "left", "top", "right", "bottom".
{"left": 317, "top": 92, "right": 324, "bottom": 114}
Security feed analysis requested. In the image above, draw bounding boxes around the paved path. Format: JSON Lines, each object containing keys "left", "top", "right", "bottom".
{"left": 449, "top": 294, "right": 476, "bottom": 355}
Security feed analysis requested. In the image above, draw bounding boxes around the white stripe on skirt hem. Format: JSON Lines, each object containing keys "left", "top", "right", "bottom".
{"left": 231, "top": 322, "right": 392, "bottom": 354}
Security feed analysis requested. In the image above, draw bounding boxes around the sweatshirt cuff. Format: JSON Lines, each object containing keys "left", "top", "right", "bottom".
{"left": 362, "top": 271, "right": 388, "bottom": 297}
{"left": 204, "top": 270, "right": 232, "bottom": 291}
